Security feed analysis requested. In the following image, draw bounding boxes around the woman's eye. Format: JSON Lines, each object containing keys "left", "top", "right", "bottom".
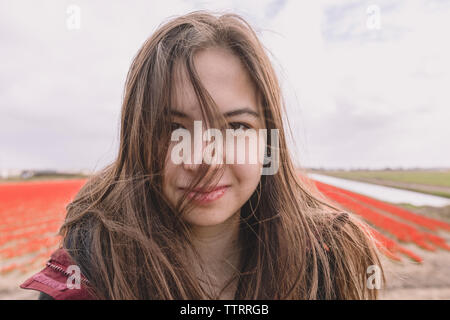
{"left": 229, "top": 122, "right": 250, "bottom": 130}
{"left": 171, "top": 122, "right": 186, "bottom": 132}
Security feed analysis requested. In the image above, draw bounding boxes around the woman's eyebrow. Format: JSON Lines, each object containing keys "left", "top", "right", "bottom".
{"left": 170, "top": 110, "right": 189, "bottom": 118}
{"left": 223, "top": 108, "right": 260, "bottom": 118}
{"left": 170, "top": 107, "right": 260, "bottom": 119}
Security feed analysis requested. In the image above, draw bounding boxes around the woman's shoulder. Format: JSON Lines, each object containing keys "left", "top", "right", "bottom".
{"left": 19, "top": 247, "right": 96, "bottom": 300}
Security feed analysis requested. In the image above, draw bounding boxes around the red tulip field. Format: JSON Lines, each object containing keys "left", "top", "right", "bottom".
{"left": 314, "top": 180, "right": 450, "bottom": 264}
{"left": 1, "top": 178, "right": 449, "bottom": 276}
{"left": 0, "top": 179, "right": 86, "bottom": 274}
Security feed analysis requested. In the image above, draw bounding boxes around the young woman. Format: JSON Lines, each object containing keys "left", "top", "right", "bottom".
{"left": 21, "top": 10, "right": 384, "bottom": 300}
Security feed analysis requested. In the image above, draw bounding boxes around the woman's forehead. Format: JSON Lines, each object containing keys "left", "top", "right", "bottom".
{"left": 170, "top": 48, "right": 263, "bottom": 118}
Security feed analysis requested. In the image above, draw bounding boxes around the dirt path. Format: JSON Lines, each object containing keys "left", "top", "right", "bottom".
{"left": 0, "top": 269, "right": 39, "bottom": 300}
{"left": 379, "top": 231, "right": 450, "bottom": 299}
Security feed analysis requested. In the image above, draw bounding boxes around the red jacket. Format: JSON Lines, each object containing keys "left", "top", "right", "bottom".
{"left": 20, "top": 248, "right": 96, "bottom": 300}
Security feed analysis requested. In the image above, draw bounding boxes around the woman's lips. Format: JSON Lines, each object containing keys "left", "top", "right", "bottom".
{"left": 180, "top": 185, "right": 229, "bottom": 203}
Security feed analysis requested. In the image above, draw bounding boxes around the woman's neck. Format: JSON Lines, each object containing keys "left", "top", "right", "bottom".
{"left": 189, "top": 211, "right": 241, "bottom": 298}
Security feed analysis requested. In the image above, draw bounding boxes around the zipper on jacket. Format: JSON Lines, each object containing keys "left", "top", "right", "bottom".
{"left": 46, "top": 261, "right": 90, "bottom": 285}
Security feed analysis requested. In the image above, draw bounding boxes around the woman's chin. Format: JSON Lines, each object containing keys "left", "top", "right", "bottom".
{"left": 183, "top": 207, "right": 239, "bottom": 228}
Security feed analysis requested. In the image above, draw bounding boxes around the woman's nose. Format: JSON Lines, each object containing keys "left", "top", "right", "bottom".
{"left": 182, "top": 138, "right": 223, "bottom": 172}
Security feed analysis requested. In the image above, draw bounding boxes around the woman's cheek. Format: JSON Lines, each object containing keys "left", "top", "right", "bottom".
{"left": 162, "top": 145, "right": 179, "bottom": 202}
{"left": 231, "top": 162, "right": 262, "bottom": 194}
{"left": 229, "top": 133, "right": 263, "bottom": 194}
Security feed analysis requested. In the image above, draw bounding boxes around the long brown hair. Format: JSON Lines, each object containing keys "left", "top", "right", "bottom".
{"left": 60, "top": 10, "right": 385, "bottom": 299}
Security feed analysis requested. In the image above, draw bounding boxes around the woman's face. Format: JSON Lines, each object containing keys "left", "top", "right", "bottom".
{"left": 162, "top": 46, "right": 265, "bottom": 227}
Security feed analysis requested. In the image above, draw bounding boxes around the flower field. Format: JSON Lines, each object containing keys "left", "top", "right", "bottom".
{"left": 0, "top": 179, "right": 86, "bottom": 274}
{"left": 1, "top": 178, "right": 450, "bottom": 275}
{"left": 314, "top": 180, "right": 450, "bottom": 263}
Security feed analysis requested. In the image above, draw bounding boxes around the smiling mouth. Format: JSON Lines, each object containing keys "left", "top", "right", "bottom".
{"left": 179, "top": 185, "right": 230, "bottom": 203}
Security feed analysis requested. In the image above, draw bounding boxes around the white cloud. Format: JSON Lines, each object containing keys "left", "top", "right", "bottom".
{"left": 261, "top": 0, "right": 450, "bottom": 169}
{"left": 1, "top": 0, "right": 449, "bottom": 171}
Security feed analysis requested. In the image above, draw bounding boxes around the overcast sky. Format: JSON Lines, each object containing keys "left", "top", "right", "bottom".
{"left": 1, "top": 0, "right": 449, "bottom": 172}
